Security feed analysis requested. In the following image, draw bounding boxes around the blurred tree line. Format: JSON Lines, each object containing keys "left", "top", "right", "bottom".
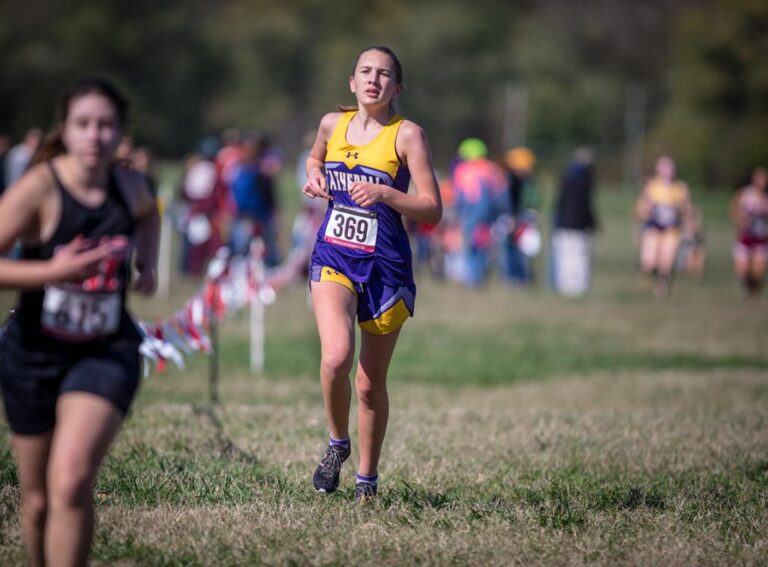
{"left": 1, "top": 0, "right": 765, "bottom": 186}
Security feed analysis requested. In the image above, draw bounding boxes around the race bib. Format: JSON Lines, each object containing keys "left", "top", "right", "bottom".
{"left": 324, "top": 205, "right": 378, "bottom": 252}
{"left": 41, "top": 285, "right": 121, "bottom": 341}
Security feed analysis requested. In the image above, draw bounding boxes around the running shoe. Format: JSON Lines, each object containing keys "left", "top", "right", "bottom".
{"left": 313, "top": 444, "right": 351, "bottom": 493}
{"left": 354, "top": 481, "right": 378, "bottom": 502}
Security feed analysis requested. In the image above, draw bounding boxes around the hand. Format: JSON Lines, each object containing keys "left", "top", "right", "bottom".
{"left": 349, "top": 182, "right": 390, "bottom": 208}
{"left": 134, "top": 266, "right": 157, "bottom": 295}
{"left": 48, "top": 235, "right": 119, "bottom": 283}
{"left": 302, "top": 169, "right": 332, "bottom": 201}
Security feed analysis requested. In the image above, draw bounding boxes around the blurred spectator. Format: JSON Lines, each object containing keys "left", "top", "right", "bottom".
{"left": 0, "top": 133, "right": 11, "bottom": 194}
{"left": 500, "top": 147, "right": 540, "bottom": 285}
{"left": 452, "top": 138, "right": 507, "bottom": 288}
{"left": 551, "top": 148, "right": 598, "bottom": 296}
{"left": 216, "top": 127, "right": 244, "bottom": 189}
{"left": 635, "top": 155, "right": 693, "bottom": 296}
{"left": 230, "top": 133, "right": 269, "bottom": 257}
{"left": 409, "top": 171, "right": 456, "bottom": 279}
{"left": 506, "top": 147, "right": 538, "bottom": 216}
{"left": 677, "top": 205, "right": 706, "bottom": 279}
{"left": 430, "top": 176, "right": 459, "bottom": 280}
{"left": 409, "top": 216, "right": 439, "bottom": 276}
{"left": 730, "top": 166, "right": 768, "bottom": 298}
{"left": 179, "top": 139, "right": 225, "bottom": 275}
{"left": 5, "top": 128, "right": 42, "bottom": 186}
{"left": 259, "top": 140, "right": 284, "bottom": 266}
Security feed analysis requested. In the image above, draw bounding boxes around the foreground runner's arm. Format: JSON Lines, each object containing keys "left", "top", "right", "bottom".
{"left": 348, "top": 121, "right": 441, "bottom": 225}
{"left": 116, "top": 167, "right": 160, "bottom": 295}
{"left": 0, "top": 169, "right": 116, "bottom": 289}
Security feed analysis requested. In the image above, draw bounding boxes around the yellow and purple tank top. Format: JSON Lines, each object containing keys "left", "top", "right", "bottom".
{"left": 311, "top": 111, "right": 413, "bottom": 284}
{"left": 646, "top": 177, "right": 686, "bottom": 230}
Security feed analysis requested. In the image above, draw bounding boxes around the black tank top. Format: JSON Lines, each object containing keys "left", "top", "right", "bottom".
{"left": 9, "top": 162, "right": 140, "bottom": 348}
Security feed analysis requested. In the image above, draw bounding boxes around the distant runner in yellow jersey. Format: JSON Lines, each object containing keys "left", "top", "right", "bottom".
{"left": 635, "top": 155, "right": 692, "bottom": 296}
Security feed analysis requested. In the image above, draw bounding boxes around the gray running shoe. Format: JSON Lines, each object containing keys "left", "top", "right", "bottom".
{"left": 313, "top": 444, "right": 351, "bottom": 493}
{"left": 354, "top": 481, "right": 378, "bottom": 502}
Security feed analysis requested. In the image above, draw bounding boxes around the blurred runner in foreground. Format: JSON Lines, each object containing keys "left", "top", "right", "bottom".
{"left": 0, "top": 77, "right": 158, "bottom": 567}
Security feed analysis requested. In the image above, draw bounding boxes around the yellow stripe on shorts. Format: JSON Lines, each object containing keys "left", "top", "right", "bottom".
{"left": 359, "top": 298, "right": 411, "bottom": 335}
{"left": 317, "top": 266, "right": 356, "bottom": 294}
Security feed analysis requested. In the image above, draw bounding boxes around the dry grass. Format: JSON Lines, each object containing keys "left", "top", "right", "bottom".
{"left": 3, "top": 368, "right": 766, "bottom": 566}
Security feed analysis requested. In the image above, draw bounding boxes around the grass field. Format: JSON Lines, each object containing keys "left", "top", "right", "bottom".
{"left": 1, "top": 187, "right": 767, "bottom": 566}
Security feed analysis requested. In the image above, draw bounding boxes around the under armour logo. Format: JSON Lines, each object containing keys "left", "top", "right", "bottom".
{"left": 346, "top": 152, "right": 359, "bottom": 159}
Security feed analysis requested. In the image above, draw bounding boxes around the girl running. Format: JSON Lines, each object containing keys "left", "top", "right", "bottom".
{"left": 730, "top": 167, "right": 768, "bottom": 297}
{"left": 302, "top": 46, "right": 441, "bottom": 502}
{"left": 0, "top": 77, "right": 158, "bottom": 566}
{"left": 635, "top": 155, "right": 692, "bottom": 296}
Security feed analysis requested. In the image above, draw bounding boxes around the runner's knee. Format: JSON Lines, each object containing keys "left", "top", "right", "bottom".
{"left": 356, "top": 375, "right": 387, "bottom": 407}
{"left": 48, "top": 462, "right": 93, "bottom": 509}
{"left": 320, "top": 351, "right": 354, "bottom": 380}
{"left": 21, "top": 490, "right": 47, "bottom": 527}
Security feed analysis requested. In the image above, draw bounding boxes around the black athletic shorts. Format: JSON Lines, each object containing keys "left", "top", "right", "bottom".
{"left": 0, "top": 325, "right": 141, "bottom": 435}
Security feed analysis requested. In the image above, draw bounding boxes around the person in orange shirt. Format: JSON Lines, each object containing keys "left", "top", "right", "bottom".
{"left": 452, "top": 138, "right": 506, "bottom": 287}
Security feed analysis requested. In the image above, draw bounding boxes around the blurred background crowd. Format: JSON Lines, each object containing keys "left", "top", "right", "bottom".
{"left": 1, "top": 0, "right": 766, "bottom": 298}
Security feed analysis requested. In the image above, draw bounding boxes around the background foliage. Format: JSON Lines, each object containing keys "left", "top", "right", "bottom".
{"left": 1, "top": 0, "right": 766, "bottom": 184}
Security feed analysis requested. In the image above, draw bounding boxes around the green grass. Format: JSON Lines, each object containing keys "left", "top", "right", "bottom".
{"left": 1, "top": 187, "right": 768, "bottom": 565}
{"left": 193, "top": 325, "right": 767, "bottom": 387}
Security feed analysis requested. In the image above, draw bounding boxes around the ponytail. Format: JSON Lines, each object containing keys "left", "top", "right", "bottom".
{"left": 29, "top": 128, "right": 65, "bottom": 168}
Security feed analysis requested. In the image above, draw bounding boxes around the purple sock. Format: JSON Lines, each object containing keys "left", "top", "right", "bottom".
{"left": 356, "top": 472, "right": 378, "bottom": 485}
{"left": 329, "top": 435, "right": 350, "bottom": 448}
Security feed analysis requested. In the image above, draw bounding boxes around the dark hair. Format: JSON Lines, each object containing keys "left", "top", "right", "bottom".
{"left": 30, "top": 76, "right": 129, "bottom": 167}
{"left": 337, "top": 46, "right": 404, "bottom": 112}
{"left": 352, "top": 46, "right": 403, "bottom": 84}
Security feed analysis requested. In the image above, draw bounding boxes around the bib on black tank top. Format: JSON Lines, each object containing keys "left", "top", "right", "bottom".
{"left": 9, "top": 162, "right": 139, "bottom": 347}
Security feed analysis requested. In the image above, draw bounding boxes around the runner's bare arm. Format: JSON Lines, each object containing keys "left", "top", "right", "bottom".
{"left": 0, "top": 168, "right": 47, "bottom": 254}
{"left": 115, "top": 167, "right": 159, "bottom": 294}
{"left": 303, "top": 112, "right": 342, "bottom": 200}
{"left": 0, "top": 168, "right": 116, "bottom": 288}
